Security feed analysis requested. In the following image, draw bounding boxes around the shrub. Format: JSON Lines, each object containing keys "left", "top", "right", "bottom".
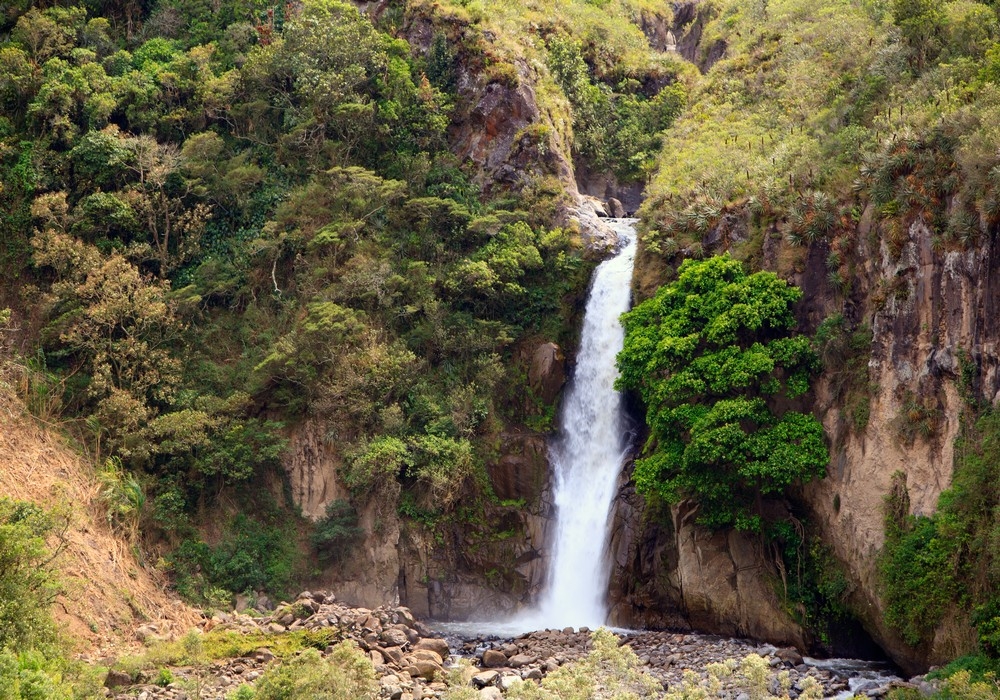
{"left": 506, "top": 628, "right": 660, "bottom": 700}
{"left": 252, "top": 644, "right": 377, "bottom": 700}
{"left": 168, "top": 514, "right": 299, "bottom": 604}
{"left": 0, "top": 499, "right": 62, "bottom": 652}
{"left": 311, "top": 500, "right": 362, "bottom": 562}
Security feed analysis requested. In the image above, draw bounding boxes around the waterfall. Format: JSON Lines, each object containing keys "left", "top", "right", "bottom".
{"left": 528, "top": 218, "right": 637, "bottom": 629}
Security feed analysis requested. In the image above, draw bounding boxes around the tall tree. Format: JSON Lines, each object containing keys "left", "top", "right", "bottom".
{"left": 616, "top": 255, "right": 828, "bottom": 531}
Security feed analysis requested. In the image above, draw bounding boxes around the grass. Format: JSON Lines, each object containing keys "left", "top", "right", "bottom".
{"left": 113, "top": 628, "right": 345, "bottom": 677}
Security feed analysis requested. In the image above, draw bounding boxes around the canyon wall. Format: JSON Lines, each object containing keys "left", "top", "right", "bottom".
{"left": 610, "top": 209, "right": 1000, "bottom": 672}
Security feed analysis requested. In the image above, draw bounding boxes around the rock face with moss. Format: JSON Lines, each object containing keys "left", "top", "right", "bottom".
{"left": 275, "top": 0, "right": 689, "bottom": 618}
{"left": 608, "top": 215, "right": 1000, "bottom": 671}
{"left": 601, "top": 0, "right": 1000, "bottom": 673}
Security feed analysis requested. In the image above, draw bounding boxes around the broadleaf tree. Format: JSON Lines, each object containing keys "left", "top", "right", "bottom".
{"left": 616, "top": 255, "right": 828, "bottom": 531}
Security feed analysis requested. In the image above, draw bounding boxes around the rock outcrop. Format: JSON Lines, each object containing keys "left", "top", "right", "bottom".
{"left": 607, "top": 467, "right": 806, "bottom": 649}
{"left": 285, "top": 419, "right": 554, "bottom": 619}
{"left": 799, "top": 217, "right": 999, "bottom": 672}
{"left": 619, "top": 204, "right": 1000, "bottom": 672}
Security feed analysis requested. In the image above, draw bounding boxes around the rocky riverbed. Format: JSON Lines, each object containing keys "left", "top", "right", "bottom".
{"left": 102, "top": 591, "right": 934, "bottom": 699}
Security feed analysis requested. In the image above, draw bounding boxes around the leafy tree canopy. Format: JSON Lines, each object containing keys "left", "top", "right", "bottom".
{"left": 616, "top": 255, "right": 828, "bottom": 531}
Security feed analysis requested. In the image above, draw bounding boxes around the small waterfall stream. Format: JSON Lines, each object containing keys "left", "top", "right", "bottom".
{"left": 527, "top": 218, "right": 637, "bottom": 629}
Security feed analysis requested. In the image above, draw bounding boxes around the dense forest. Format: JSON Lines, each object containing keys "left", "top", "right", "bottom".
{"left": 5, "top": 0, "right": 1000, "bottom": 696}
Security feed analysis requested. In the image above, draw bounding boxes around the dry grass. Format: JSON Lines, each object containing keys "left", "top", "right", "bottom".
{"left": 0, "top": 360, "right": 199, "bottom": 659}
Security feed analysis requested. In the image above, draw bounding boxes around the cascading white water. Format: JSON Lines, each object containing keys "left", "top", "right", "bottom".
{"left": 526, "top": 218, "right": 638, "bottom": 629}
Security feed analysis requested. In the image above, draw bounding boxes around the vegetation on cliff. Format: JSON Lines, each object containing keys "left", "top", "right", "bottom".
{"left": 617, "top": 255, "right": 826, "bottom": 531}
{"left": 0, "top": 0, "right": 688, "bottom": 619}
{"left": 613, "top": 0, "right": 1000, "bottom": 674}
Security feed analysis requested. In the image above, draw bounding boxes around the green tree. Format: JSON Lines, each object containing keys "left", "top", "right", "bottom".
{"left": 31, "top": 231, "right": 183, "bottom": 453}
{"left": 616, "top": 255, "right": 827, "bottom": 531}
{"left": 892, "top": 0, "right": 946, "bottom": 69}
{"left": 0, "top": 499, "right": 61, "bottom": 652}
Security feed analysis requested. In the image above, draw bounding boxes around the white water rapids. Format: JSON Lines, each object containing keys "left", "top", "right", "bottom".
{"left": 522, "top": 218, "right": 637, "bottom": 630}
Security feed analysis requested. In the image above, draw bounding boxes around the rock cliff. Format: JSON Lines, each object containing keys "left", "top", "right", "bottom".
{"left": 614, "top": 204, "right": 1000, "bottom": 672}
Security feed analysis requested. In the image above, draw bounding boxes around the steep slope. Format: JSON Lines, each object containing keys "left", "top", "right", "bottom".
{"left": 0, "top": 364, "right": 198, "bottom": 654}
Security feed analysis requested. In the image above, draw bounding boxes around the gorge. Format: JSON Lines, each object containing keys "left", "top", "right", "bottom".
{"left": 4, "top": 0, "right": 1000, "bottom": 696}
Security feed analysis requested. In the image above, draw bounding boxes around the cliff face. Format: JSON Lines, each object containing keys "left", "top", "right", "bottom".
{"left": 280, "top": 1, "right": 649, "bottom": 617}
{"left": 612, "top": 206, "right": 1000, "bottom": 672}
{"left": 284, "top": 416, "right": 556, "bottom": 618}
{"left": 802, "top": 216, "right": 1000, "bottom": 672}
{"left": 607, "top": 472, "right": 807, "bottom": 649}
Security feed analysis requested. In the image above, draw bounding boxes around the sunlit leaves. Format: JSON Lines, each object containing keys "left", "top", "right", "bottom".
{"left": 617, "top": 255, "right": 826, "bottom": 530}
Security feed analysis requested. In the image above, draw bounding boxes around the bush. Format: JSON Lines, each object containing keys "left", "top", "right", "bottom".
{"left": 505, "top": 628, "right": 660, "bottom": 700}
{"left": 252, "top": 644, "right": 377, "bottom": 700}
{"left": 0, "top": 499, "right": 62, "bottom": 652}
{"left": 311, "top": 500, "right": 362, "bottom": 562}
{"left": 168, "top": 514, "right": 299, "bottom": 605}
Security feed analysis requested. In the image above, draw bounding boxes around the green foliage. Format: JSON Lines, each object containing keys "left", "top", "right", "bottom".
{"left": 117, "top": 628, "right": 344, "bottom": 676}
{"left": 893, "top": 390, "right": 944, "bottom": 444}
{"left": 97, "top": 456, "right": 145, "bottom": 543}
{"left": 0, "top": 499, "right": 62, "bottom": 652}
{"left": 0, "top": 500, "right": 103, "bottom": 699}
{"left": 546, "top": 34, "right": 685, "bottom": 182}
{"left": 155, "top": 668, "right": 175, "bottom": 687}
{"left": 815, "top": 315, "right": 873, "bottom": 432}
{"left": 310, "top": 500, "right": 362, "bottom": 562}
{"left": 251, "top": 645, "right": 377, "bottom": 700}
{"left": 168, "top": 514, "right": 299, "bottom": 604}
{"left": 878, "top": 409, "right": 1000, "bottom": 650}
{"left": 768, "top": 520, "right": 852, "bottom": 644}
{"left": 1, "top": 0, "right": 594, "bottom": 608}
{"left": 0, "top": 648, "right": 105, "bottom": 700}
{"left": 879, "top": 472, "right": 960, "bottom": 645}
{"left": 617, "top": 255, "right": 827, "bottom": 531}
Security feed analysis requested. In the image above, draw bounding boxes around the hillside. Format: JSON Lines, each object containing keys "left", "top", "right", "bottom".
{"left": 5, "top": 0, "right": 1000, "bottom": 693}
{"left": 0, "top": 359, "right": 199, "bottom": 655}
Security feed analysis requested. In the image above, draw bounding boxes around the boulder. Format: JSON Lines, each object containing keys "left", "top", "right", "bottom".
{"left": 405, "top": 660, "right": 443, "bottom": 681}
{"left": 135, "top": 625, "right": 164, "bottom": 644}
{"left": 413, "top": 637, "right": 450, "bottom": 658}
{"left": 527, "top": 342, "right": 566, "bottom": 404}
{"left": 482, "top": 649, "right": 507, "bottom": 668}
{"left": 472, "top": 670, "right": 499, "bottom": 688}
{"left": 410, "top": 649, "right": 444, "bottom": 665}
{"left": 479, "top": 688, "right": 504, "bottom": 700}
{"left": 382, "top": 628, "right": 409, "bottom": 647}
{"left": 395, "top": 607, "right": 417, "bottom": 628}
{"left": 776, "top": 647, "right": 803, "bottom": 666}
{"left": 508, "top": 653, "right": 536, "bottom": 668}
{"left": 500, "top": 674, "right": 523, "bottom": 691}
{"left": 607, "top": 197, "right": 626, "bottom": 218}
{"left": 104, "top": 670, "right": 132, "bottom": 688}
